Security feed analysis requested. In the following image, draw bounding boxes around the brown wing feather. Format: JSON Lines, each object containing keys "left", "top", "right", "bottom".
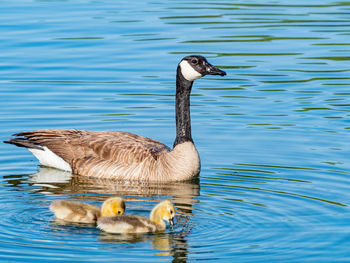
{"left": 9, "top": 129, "right": 171, "bottom": 178}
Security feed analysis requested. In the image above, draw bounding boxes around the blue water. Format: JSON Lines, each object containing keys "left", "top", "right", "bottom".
{"left": 1, "top": 0, "right": 350, "bottom": 262}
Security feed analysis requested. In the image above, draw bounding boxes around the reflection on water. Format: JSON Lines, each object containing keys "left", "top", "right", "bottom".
{"left": 98, "top": 232, "right": 188, "bottom": 259}
{"left": 27, "top": 167, "right": 200, "bottom": 212}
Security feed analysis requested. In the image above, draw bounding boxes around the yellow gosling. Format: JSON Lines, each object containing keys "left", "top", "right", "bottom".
{"left": 50, "top": 196, "right": 125, "bottom": 224}
{"left": 97, "top": 200, "right": 175, "bottom": 234}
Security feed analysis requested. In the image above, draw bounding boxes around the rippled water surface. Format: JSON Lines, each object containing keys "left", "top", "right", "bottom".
{"left": 1, "top": 0, "right": 350, "bottom": 262}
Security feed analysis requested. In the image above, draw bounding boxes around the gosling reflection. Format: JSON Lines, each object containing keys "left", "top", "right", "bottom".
{"left": 98, "top": 213, "right": 192, "bottom": 260}
{"left": 99, "top": 232, "right": 176, "bottom": 257}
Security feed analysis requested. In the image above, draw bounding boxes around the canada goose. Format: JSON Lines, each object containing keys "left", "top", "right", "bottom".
{"left": 50, "top": 196, "right": 125, "bottom": 223}
{"left": 4, "top": 55, "right": 226, "bottom": 181}
{"left": 97, "top": 200, "right": 175, "bottom": 234}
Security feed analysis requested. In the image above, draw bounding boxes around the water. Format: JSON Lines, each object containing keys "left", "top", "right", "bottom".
{"left": 1, "top": 0, "right": 350, "bottom": 261}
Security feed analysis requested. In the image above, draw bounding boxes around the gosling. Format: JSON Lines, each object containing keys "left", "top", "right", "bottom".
{"left": 97, "top": 200, "right": 175, "bottom": 234}
{"left": 50, "top": 196, "right": 125, "bottom": 224}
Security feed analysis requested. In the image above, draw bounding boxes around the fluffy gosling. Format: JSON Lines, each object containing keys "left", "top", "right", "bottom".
{"left": 97, "top": 200, "right": 175, "bottom": 234}
{"left": 50, "top": 196, "right": 125, "bottom": 224}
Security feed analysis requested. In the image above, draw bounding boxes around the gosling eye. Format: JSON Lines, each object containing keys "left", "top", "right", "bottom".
{"left": 117, "top": 211, "right": 121, "bottom": 215}
{"left": 191, "top": 58, "right": 198, "bottom": 64}
{"left": 170, "top": 210, "right": 173, "bottom": 215}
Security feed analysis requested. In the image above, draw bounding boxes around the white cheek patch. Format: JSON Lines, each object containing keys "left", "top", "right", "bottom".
{"left": 179, "top": 60, "right": 202, "bottom": 81}
{"left": 29, "top": 146, "right": 72, "bottom": 172}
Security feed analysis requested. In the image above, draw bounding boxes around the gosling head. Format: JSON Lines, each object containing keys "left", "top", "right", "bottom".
{"left": 178, "top": 55, "right": 226, "bottom": 82}
{"left": 156, "top": 200, "right": 176, "bottom": 227}
{"left": 100, "top": 197, "right": 126, "bottom": 217}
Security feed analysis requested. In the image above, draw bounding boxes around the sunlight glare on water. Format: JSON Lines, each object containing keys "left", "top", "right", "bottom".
{"left": 1, "top": 0, "right": 350, "bottom": 262}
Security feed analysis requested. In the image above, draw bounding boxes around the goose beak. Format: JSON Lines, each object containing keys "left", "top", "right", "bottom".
{"left": 205, "top": 63, "right": 226, "bottom": 76}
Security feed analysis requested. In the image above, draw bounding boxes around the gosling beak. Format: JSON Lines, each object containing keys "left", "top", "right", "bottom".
{"left": 205, "top": 63, "right": 226, "bottom": 76}
{"left": 169, "top": 217, "right": 175, "bottom": 227}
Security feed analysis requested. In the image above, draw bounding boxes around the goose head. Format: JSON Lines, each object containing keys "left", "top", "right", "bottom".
{"left": 178, "top": 55, "right": 226, "bottom": 82}
{"left": 100, "top": 197, "right": 126, "bottom": 217}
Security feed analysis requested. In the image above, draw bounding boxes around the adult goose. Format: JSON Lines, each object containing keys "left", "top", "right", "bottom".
{"left": 5, "top": 56, "right": 226, "bottom": 182}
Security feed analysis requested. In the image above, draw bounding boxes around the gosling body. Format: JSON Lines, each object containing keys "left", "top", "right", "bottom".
{"left": 97, "top": 200, "right": 175, "bottom": 234}
{"left": 50, "top": 196, "right": 125, "bottom": 224}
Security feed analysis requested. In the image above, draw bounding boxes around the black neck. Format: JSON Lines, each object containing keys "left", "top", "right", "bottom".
{"left": 173, "top": 66, "right": 194, "bottom": 148}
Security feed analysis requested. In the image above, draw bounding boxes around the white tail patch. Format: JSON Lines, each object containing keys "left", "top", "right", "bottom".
{"left": 179, "top": 60, "right": 202, "bottom": 81}
{"left": 29, "top": 146, "right": 72, "bottom": 172}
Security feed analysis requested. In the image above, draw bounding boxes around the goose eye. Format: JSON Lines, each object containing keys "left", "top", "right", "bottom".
{"left": 191, "top": 59, "right": 198, "bottom": 64}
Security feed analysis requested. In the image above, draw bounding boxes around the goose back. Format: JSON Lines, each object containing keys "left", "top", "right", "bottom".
{"left": 7, "top": 129, "right": 199, "bottom": 181}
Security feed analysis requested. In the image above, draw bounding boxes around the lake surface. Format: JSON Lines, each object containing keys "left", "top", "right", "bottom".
{"left": 1, "top": 0, "right": 350, "bottom": 262}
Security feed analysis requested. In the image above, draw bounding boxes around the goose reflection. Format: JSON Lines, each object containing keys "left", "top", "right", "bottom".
{"left": 25, "top": 166, "right": 199, "bottom": 262}
{"left": 28, "top": 167, "right": 199, "bottom": 211}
